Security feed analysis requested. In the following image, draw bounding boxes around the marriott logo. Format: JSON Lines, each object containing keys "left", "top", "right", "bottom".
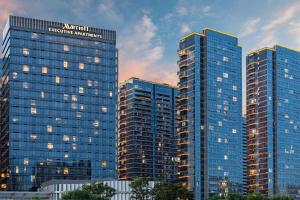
{"left": 62, "top": 23, "right": 89, "bottom": 32}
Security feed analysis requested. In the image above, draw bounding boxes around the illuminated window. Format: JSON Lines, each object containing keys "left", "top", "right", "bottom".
{"left": 23, "top": 82, "right": 29, "bottom": 89}
{"left": 55, "top": 76, "right": 60, "bottom": 84}
{"left": 101, "top": 106, "right": 107, "bottom": 113}
{"left": 217, "top": 138, "right": 222, "bottom": 143}
{"left": 101, "top": 160, "right": 107, "bottom": 168}
{"left": 23, "top": 65, "right": 30, "bottom": 72}
{"left": 24, "top": 158, "right": 29, "bottom": 165}
{"left": 80, "top": 104, "right": 85, "bottom": 111}
{"left": 16, "top": 166, "right": 19, "bottom": 174}
{"left": 12, "top": 72, "right": 18, "bottom": 79}
{"left": 224, "top": 155, "right": 228, "bottom": 160}
{"left": 223, "top": 56, "right": 229, "bottom": 62}
{"left": 94, "top": 56, "right": 100, "bottom": 63}
{"left": 47, "top": 125, "right": 52, "bottom": 133}
{"left": 76, "top": 112, "right": 82, "bottom": 118}
{"left": 88, "top": 137, "right": 92, "bottom": 143}
{"left": 30, "top": 134, "right": 37, "bottom": 140}
{"left": 64, "top": 60, "right": 68, "bottom": 69}
{"left": 47, "top": 142, "right": 53, "bottom": 150}
{"left": 63, "top": 135, "right": 70, "bottom": 142}
{"left": 95, "top": 89, "right": 99, "bottom": 96}
{"left": 79, "top": 86, "right": 84, "bottom": 94}
{"left": 217, "top": 88, "right": 222, "bottom": 93}
{"left": 224, "top": 138, "right": 228, "bottom": 143}
{"left": 109, "top": 91, "right": 113, "bottom": 97}
{"left": 31, "top": 33, "right": 38, "bottom": 39}
{"left": 232, "top": 129, "right": 237, "bottom": 134}
{"left": 42, "top": 66, "right": 48, "bottom": 74}
{"left": 63, "top": 167, "right": 69, "bottom": 175}
{"left": 23, "top": 48, "right": 29, "bottom": 56}
{"left": 31, "top": 100, "right": 36, "bottom": 106}
{"left": 72, "top": 136, "right": 77, "bottom": 142}
{"left": 72, "top": 95, "right": 77, "bottom": 102}
{"left": 31, "top": 175, "right": 36, "bottom": 182}
{"left": 72, "top": 143, "right": 77, "bottom": 150}
{"left": 218, "top": 121, "right": 222, "bottom": 126}
{"left": 217, "top": 77, "right": 222, "bottom": 82}
{"left": 232, "top": 85, "right": 237, "bottom": 91}
{"left": 93, "top": 120, "right": 99, "bottom": 127}
{"left": 223, "top": 73, "right": 228, "bottom": 78}
{"left": 233, "top": 96, "right": 237, "bottom": 102}
{"left": 31, "top": 107, "right": 37, "bottom": 114}
{"left": 64, "top": 45, "right": 70, "bottom": 52}
{"left": 64, "top": 154, "right": 69, "bottom": 158}
{"left": 41, "top": 91, "right": 45, "bottom": 98}
{"left": 79, "top": 62, "right": 85, "bottom": 69}
{"left": 88, "top": 80, "right": 92, "bottom": 87}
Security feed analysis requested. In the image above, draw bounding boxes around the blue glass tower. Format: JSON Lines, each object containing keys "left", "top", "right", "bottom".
{"left": 118, "top": 78, "right": 178, "bottom": 182}
{"left": 247, "top": 45, "right": 300, "bottom": 199}
{"left": 0, "top": 16, "right": 118, "bottom": 191}
{"left": 177, "top": 28, "right": 245, "bottom": 199}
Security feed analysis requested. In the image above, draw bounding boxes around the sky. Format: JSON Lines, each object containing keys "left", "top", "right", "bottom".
{"left": 1, "top": 0, "right": 300, "bottom": 111}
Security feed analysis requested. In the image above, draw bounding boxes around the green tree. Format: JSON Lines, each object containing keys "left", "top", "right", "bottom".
{"left": 246, "top": 193, "right": 269, "bottom": 200}
{"left": 62, "top": 182, "right": 116, "bottom": 200}
{"left": 130, "top": 177, "right": 152, "bottom": 200}
{"left": 270, "top": 195, "right": 293, "bottom": 200}
{"left": 151, "top": 181, "right": 194, "bottom": 200}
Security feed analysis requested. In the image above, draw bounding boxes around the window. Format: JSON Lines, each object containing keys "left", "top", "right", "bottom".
{"left": 23, "top": 82, "right": 29, "bottom": 89}
{"left": 93, "top": 120, "right": 99, "bottom": 127}
{"left": 41, "top": 91, "right": 45, "bottom": 98}
{"left": 72, "top": 95, "right": 77, "bottom": 102}
{"left": 30, "top": 134, "right": 37, "bottom": 140}
{"left": 23, "top": 48, "right": 29, "bottom": 56}
{"left": 63, "top": 167, "right": 69, "bottom": 175}
{"left": 223, "top": 56, "right": 229, "bottom": 62}
{"left": 63, "top": 45, "right": 70, "bottom": 52}
{"left": 109, "top": 91, "right": 113, "bottom": 97}
{"left": 79, "top": 86, "right": 84, "bottom": 94}
{"left": 232, "top": 129, "right": 237, "bottom": 134}
{"left": 64, "top": 60, "right": 68, "bottom": 69}
{"left": 24, "top": 158, "right": 29, "bottom": 165}
{"left": 232, "top": 85, "right": 237, "bottom": 91}
{"left": 16, "top": 166, "right": 19, "bottom": 174}
{"left": 102, "top": 106, "right": 107, "bottom": 113}
{"left": 12, "top": 72, "right": 18, "bottom": 79}
{"left": 47, "top": 142, "right": 53, "bottom": 150}
{"left": 63, "top": 135, "right": 70, "bottom": 142}
{"left": 64, "top": 94, "right": 69, "bottom": 101}
{"left": 101, "top": 160, "right": 107, "bottom": 168}
{"left": 72, "top": 143, "right": 77, "bottom": 150}
{"left": 217, "top": 138, "right": 222, "bottom": 143}
{"left": 42, "top": 66, "right": 48, "bottom": 74}
{"left": 79, "top": 62, "right": 85, "bottom": 69}
{"left": 233, "top": 96, "right": 237, "bottom": 102}
{"left": 23, "top": 65, "right": 30, "bottom": 72}
{"left": 55, "top": 76, "right": 60, "bottom": 84}
{"left": 217, "top": 77, "right": 222, "bottom": 82}
{"left": 31, "top": 33, "right": 38, "bottom": 39}
{"left": 223, "top": 73, "right": 228, "bottom": 78}
{"left": 47, "top": 125, "right": 53, "bottom": 133}
{"left": 217, "top": 88, "right": 222, "bottom": 93}
{"left": 224, "top": 155, "right": 228, "bottom": 160}
{"left": 31, "top": 107, "right": 37, "bottom": 114}
{"left": 88, "top": 80, "right": 92, "bottom": 87}
{"left": 218, "top": 121, "right": 222, "bottom": 126}
{"left": 94, "top": 56, "right": 100, "bottom": 63}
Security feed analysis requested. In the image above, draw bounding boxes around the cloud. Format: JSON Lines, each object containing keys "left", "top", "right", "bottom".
{"left": 262, "top": 4, "right": 300, "bottom": 31}
{"left": 118, "top": 14, "right": 178, "bottom": 85}
{"left": 97, "top": 0, "right": 123, "bottom": 23}
{"left": 240, "top": 18, "right": 260, "bottom": 37}
{"left": 0, "top": 0, "right": 23, "bottom": 29}
{"left": 288, "top": 21, "right": 300, "bottom": 48}
{"left": 180, "top": 24, "right": 191, "bottom": 34}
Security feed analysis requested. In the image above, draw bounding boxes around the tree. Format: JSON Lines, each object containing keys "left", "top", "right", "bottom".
{"left": 62, "top": 182, "right": 116, "bottom": 200}
{"left": 130, "top": 177, "right": 152, "bottom": 200}
{"left": 270, "top": 195, "right": 293, "bottom": 200}
{"left": 151, "top": 181, "right": 194, "bottom": 200}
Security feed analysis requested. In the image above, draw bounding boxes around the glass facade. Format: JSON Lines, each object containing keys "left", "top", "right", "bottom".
{"left": 247, "top": 45, "right": 300, "bottom": 199}
{"left": 177, "top": 28, "right": 245, "bottom": 199}
{"left": 0, "top": 16, "right": 118, "bottom": 191}
{"left": 118, "top": 78, "right": 177, "bottom": 182}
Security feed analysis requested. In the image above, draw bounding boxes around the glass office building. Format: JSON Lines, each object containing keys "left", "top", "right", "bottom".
{"left": 118, "top": 78, "right": 177, "bottom": 181}
{"left": 0, "top": 16, "right": 118, "bottom": 191}
{"left": 177, "top": 28, "right": 245, "bottom": 199}
{"left": 246, "top": 45, "right": 300, "bottom": 199}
